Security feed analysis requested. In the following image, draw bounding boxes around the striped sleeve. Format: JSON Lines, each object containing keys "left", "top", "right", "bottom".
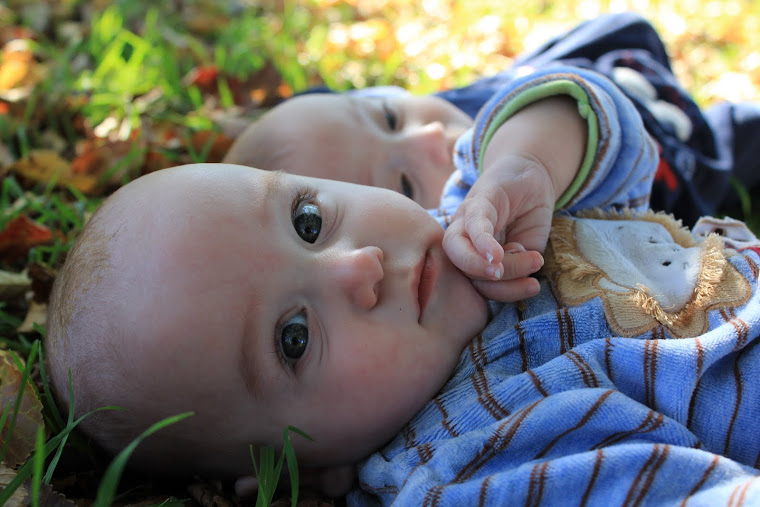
{"left": 433, "top": 66, "right": 658, "bottom": 229}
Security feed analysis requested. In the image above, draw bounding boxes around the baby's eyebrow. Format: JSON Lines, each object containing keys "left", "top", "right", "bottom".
{"left": 240, "top": 298, "right": 266, "bottom": 400}
{"left": 262, "top": 169, "right": 287, "bottom": 199}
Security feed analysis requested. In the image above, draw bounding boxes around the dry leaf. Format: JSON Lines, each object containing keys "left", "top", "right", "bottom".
{"left": 0, "top": 349, "right": 44, "bottom": 468}
{"left": 28, "top": 262, "right": 56, "bottom": 303}
{"left": 17, "top": 300, "right": 46, "bottom": 333}
{"left": 188, "top": 480, "right": 235, "bottom": 507}
{"left": 0, "top": 269, "right": 30, "bottom": 301}
{"left": 0, "top": 462, "right": 28, "bottom": 507}
{"left": 0, "top": 215, "right": 55, "bottom": 264}
{"left": 22, "top": 480, "right": 78, "bottom": 507}
{"left": 71, "top": 136, "right": 146, "bottom": 186}
{"left": 5, "top": 150, "right": 99, "bottom": 194}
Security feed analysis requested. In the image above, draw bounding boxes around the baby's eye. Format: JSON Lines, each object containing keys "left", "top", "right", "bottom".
{"left": 382, "top": 101, "right": 398, "bottom": 131}
{"left": 293, "top": 199, "right": 321, "bottom": 243}
{"left": 400, "top": 174, "right": 414, "bottom": 200}
{"left": 280, "top": 312, "right": 308, "bottom": 364}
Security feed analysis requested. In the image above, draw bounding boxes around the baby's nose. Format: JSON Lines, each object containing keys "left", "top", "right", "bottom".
{"left": 409, "top": 122, "right": 451, "bottom": 168}
{"left": 331, "top": 246, "right": 384, "bottom": 310}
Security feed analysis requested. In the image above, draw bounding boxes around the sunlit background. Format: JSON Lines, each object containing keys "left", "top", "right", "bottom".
{"left": 0, "top": 0, "right": 759, "bottom": 504}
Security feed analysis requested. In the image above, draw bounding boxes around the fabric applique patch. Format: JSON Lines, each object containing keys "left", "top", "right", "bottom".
{"left": 543, "top": 209, "right": 751, "bottom": 338}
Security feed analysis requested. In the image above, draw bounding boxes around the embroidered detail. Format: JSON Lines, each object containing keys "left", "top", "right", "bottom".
{"left": 543, "top": 209, "right": 751, "bottom": 337}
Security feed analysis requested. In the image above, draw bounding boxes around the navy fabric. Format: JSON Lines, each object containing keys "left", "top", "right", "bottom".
{"left": 301, "top": 13, "right": 760, "bottom": 225}
{"left": 434, "top": 12, "right": 760, "bottom": 225}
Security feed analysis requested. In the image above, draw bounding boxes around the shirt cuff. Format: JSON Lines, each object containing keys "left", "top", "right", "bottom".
{"left": 476, "top": 79, "right": 599, "bottom": 210}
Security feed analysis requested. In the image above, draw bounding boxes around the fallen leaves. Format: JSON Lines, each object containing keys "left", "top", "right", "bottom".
{"left": 0, "top": 463, "right": 28, "bottom": 507}
{"left": 0, "top": 349, "right": 44, "bottom": 469}
{"left": 0, "top": 269, "right": 30, "bottom": 301}
{"left": 3, "top": 150, "right": 99, "bottom": 195}
{"left": 0, "top": 215, "right": 59, "bottom": 265}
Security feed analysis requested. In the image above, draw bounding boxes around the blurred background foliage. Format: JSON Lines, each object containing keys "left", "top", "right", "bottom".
{"left": 0, "top": 0, "right": 759, "bottom": 504}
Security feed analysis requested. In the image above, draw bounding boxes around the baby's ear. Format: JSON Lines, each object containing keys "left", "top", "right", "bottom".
{"left": 234, "top": 464, "right": 356, "bottom": 499}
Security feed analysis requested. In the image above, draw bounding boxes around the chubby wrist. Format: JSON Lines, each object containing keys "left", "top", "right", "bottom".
{"left": 478, "top": 80, "right": 596, "bottom": 208}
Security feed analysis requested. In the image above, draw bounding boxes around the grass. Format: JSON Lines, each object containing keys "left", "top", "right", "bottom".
{"left": 0, "top": 0, "right": 759, "bottom": 504}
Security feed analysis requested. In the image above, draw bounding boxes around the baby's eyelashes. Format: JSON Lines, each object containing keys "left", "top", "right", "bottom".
{"left": 279, "top": 311, "right": 308, "bottom": 366}
{"left": 292, "top": 191, "right": 322, "bottom": 243}
{"left": 400, "top": 174, "right": 414, "bottom": 200}
{"left": 382, "top": 100, "right": 398, "bottom": 131}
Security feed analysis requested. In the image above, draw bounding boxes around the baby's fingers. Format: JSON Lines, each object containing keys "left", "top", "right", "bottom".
{"left": 472, "top": 276, "right": 541, "bottom": 303}
{"left": 443, "top": 223, "right": 499, "bottom": 279}
{"left": 500, "top": 247, "right": 544, "bottom": 281}
{"left": 462, "top": 205, "right": 504, "bottom": 266}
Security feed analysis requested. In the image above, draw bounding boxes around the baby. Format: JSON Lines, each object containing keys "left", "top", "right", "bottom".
{"left": 223, "top": 91, "right": 471, "bottom": 210}
{"left": 47, "top": 63, "right": 613, "bottom": 489}
{"left": 46, "top": 65, "right": 760, "bottom": 505}
{"left": 225, "top": 13, "right": 760, "bottom": 226}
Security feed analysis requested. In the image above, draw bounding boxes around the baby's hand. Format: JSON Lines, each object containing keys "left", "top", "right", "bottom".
{"left": 442, "top": 154, "right": 553, "bottom": 302}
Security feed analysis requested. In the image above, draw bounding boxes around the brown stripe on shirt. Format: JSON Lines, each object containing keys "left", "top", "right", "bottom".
{"left": 744, "top": 254, "right": 758, "bottom": 280}
{"left": 680, "top": 454, "right": 720, "bottom": 507}
{"left": 527, "top": 369, "right": 549, "bottom": 397}
{"left": 434, "top": 394, "right": 460, "bottom": 438}
{"left": 525, "top": 461, "right": 550, "bottom": 507}
{"left": 556, "top": 308, "right": 575, "bottom": 354}
{"left": 686, "top": 338, "right": 705, "bottom": 430}
{"left": 720, "top": 308, "right": 749, "bottom": 350}
{"left": 422, "top": 485, "right": 443, "bottom": 507}
{"left": 535, "top": 389, "right": 614, "bottom": 459}
{"left": 727, "top": 475, "right": 759, "bottom": 507}
{"left": 566, "top": 350, "right": 599, "bottom": 388}
{"left": 644, "top": 335, "right": 661, "bottom": 409}
{"left": 471, "top": 367, "right": 510, "bottom": 420}
{"left": 593, "top": 410, "right": 664, "bottom": 449}
{"left": 455, "top": 399, "right": 543, "bottom": 483}
{"left": 478, "top": 474, "right": 493, "bottom": 507}
{"left": 722, "top": 353, "right": 746, "bottom": 457}
{"left": 623, "top": 443, "right": 670, "bottom": 507}
{"left": 580, "top": 449, "right": 605, "bottom": 507}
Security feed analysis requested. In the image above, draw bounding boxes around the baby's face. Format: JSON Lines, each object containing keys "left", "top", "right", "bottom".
{"left": 113, "top": 163, "right": 487, "bottom": 468}
{"left": 225, "top": 94, "right": 473, "bottom": 209}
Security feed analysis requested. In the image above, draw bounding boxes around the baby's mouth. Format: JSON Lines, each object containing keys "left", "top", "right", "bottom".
{"left": 417, "top": 249, "right": 436, "bottom": 322}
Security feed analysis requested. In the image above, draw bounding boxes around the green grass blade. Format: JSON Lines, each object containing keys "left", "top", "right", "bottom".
{"left": 93, "top": 412, "right": 194, "bottom": 507}
{"left": 0, "top": 342, "right": 39, "bottom": 464}
{"left": 36, "top": 341, "right": 66, "bottom": 433}
{"left": 0, "top": 405, "right": 121, "bottom": 505}
{"left": 283, "top": 426, "right": 311, "bottom": 507}
{"left": 31, "top": 425, "right": 45, "bottom": 507}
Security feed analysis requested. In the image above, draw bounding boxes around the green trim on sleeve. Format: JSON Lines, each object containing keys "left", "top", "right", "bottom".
{"left": 477, "top": 80, "right": 599, "bottom": 210}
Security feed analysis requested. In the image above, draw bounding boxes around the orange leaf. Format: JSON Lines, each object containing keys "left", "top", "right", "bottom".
{"left": 190, "top": 65, "right": 219, "bottom": 89}
{"left": 0, "top": 215, "right": 54, "bottom": 264}
{"left": 6, "top": 149, "right": 99, "bottom": 194}
{"left": 0, "top": 349, "right": 44, "bottom": 468}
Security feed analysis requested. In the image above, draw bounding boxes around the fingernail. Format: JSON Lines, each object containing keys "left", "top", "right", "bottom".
{"left": 486, "top": 252, "right": 494, "bottom": 263}
{"left": 487, "top": 266, "right": 501, "bottom": 279}
{"left": 505, "top": 247, "right": 523, "bottom": 255}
